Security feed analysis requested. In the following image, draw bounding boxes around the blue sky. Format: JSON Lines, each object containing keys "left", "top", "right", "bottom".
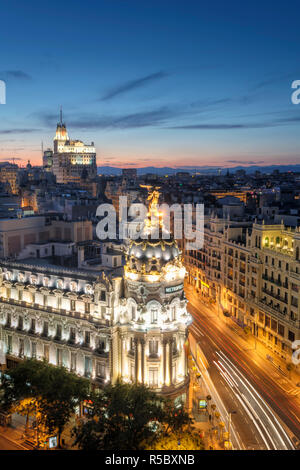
{"left": 0, "top": 0, "right": 300, "bottom": 168}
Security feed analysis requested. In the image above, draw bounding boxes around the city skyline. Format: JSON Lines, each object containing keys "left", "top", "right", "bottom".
{"left": 1, "top": 0, "right": 300, "bottom": 168}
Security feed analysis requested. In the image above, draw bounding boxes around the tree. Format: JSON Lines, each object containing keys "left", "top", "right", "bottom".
{"left": 39, "top": 366, "right": 89, "bottom": 447}
{"left": 72, "top": 381, "right": 193, "bottom": 450}
{"left": 0, "top": 359, "right": 89, "bottom": 448}
{"left": 146, "top": 430, "right": 205, "bottom": 450}
{"left": 14, "top": 397, "right": 37, "bottom": 436}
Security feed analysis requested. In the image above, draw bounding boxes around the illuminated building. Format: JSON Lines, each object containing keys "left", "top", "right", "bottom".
{"left": 0, "top": 190, "right": 191, "bottom": 401}
{"left": 0, "top": 164, "right": 19, "bottom": 195}
{"left": 184, "top": 215, "right": 300, "bottom": 363}
{"left": 119, "top": 188, "right": 192, "bottom": 399}
{"left": 52, "top": 113, "right": 96, "bottom": 184}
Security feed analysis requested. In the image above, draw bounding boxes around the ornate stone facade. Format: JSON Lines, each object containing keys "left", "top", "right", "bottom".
{"left": 0, "top": 190, "right": 191, "bottom": 401}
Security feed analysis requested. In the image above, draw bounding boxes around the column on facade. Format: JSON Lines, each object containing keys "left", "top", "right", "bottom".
{"left": 162, "top": 339, "right": 167, "bottom": 385}
{"left": 121, "top": 335, "right": 126, "bottom": 379}
{"left": 168, "top": 338, "right": 173, "bottom": 386}
{"left": 134, "top": 337, "right": 139, "bottom": 383}
{"left": 140, "top": 339, "right": 145, "bottom": 384}
{"left": 109, "top": 336, "right": 113, "bottom": 382}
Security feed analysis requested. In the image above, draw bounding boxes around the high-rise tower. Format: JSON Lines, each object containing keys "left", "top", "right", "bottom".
{"left": 51, "top": 109, "right": 97, "bottom": 184}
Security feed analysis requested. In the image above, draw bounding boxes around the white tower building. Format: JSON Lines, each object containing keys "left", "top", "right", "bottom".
{"left": 115, "top": 188, "right": 192, "bottom": 401}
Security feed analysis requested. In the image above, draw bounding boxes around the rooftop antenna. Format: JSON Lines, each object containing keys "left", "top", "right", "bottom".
{"left": 60, "top": 105, "right": 63, "bottom": 126}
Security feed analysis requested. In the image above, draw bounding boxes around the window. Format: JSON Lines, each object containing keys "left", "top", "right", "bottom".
{"left": 84, "top": 331, "right": 90, "bottom": 346}
{"left": 149, "top": 368, "right": 158, "bottom": 386}
{"left": 278, "top": 324, "right": 285, "bottom": 337}
{"left": 98, "top": 337, "right": 106, "bottom": 351}
{"left": 85, "top": 302, "right": 90, "bottom": 314}
{"left": 44, "top": 344, "right": 49, "bottom": 362}
{"left": 265, "top": 315, "right": 270, "bottom": 328}
{"left": 100, "top": 290, "right": 106, "bottom": 302}
{"left": 96, "top": 362, "right": 105, "bottom": 378}
{"left": 69, "top": 327, "right": 76, "bottom": 343}
{"left": 70, "top": 300, "right": 76, "bottom": 312}
{"left": 42, "top": 321, "right": 48, "bottom": 337}
{"left": 71, "top": 352, "right": 77, "bottom": 372}
{"left": 19, "top": 339, "right": 24, "bottom": 357}
{"left": 56, "top": 324, "right": 62, "bottom": 340}
{"left": 30, "top": 318, "right": 36, "bottom": 333}
{"left": 6, "top": 312, "right": 11, "bottom": 327}
{"left": 84, "top": 356, "right": 92, "bottom": 377}
{"left": 57, "top": 348, "right": 63, "bottom": 366}
{"left": 151, "top": 309, "right": 158, "bottom": 324}
{"left": 17, "top": 315, "right": 23, "bottom": 330}
{"left": 7, "top": 335, "right": 12, "bottom": 354}
{"left": 31, "top": 342, "right": 37, "bottom": 358}
{"left": 288, "top": 330, "right": 295, "bottom": 342}
{"left": 271, "top": 319, "right": 277, "bottom": 332}
{"left": 149, "top": 340, "right": 158, "bottom": 356}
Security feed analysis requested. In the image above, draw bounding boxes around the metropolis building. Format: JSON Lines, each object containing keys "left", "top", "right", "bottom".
{"left": 0, "top": 190, "right": 191, "bottom": 402}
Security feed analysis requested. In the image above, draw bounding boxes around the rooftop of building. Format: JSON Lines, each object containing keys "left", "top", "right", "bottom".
{"left": 0, "top": 257, "right": 117, "bottom": 281}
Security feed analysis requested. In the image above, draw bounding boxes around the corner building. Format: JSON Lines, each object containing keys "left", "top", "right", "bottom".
{"left": 0, "top": 190, "right": 191, "bottom": 403}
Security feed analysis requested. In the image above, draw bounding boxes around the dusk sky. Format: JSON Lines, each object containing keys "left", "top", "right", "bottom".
{"left": 1, "top": 0, "right": 300, "bottom": 168}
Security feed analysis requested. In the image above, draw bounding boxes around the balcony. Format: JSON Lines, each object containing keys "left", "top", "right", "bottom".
{"left": 262, "top": 274, "right": 283, "bottom": 287}
{"left": 262, "top": 288, "right": 287, "bottom": 304}
{"left": 258, "top": 298, "right": 285, "bottom": 317}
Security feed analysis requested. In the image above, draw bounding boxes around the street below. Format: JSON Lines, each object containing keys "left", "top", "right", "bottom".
{"left": 186, "top": 283, "right": 300, "bottom": 450}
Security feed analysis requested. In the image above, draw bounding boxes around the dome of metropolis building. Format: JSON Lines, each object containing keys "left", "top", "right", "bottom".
{"left": 127, "top": 238, "right": 180, "bottom": 272}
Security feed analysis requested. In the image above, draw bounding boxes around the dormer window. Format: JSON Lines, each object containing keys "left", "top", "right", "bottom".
{"left": 100, "top": 290, "right": 106, "bottom": 302}
{"left": 70, "top": 281, "right": 77, "bottom": 292}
